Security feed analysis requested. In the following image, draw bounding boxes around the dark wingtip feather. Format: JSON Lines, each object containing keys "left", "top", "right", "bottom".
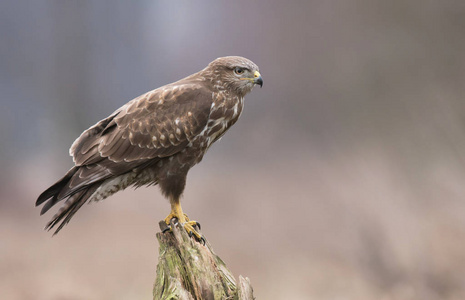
{"left": 36, "top": 188, "right": 57, "bottom": 207}
{"left": 44, "top": 185, "right": 99, "bottom": 235}
{"left": 36, "top": 167, "right": 78, "bottom": 210}
{"left": 40, "top": 196, "right": 58, "bottom": 215}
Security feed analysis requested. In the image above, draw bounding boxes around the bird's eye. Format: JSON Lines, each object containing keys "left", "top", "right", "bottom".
{"left": 234, "top": 67, "right": 244, "bottom": 75}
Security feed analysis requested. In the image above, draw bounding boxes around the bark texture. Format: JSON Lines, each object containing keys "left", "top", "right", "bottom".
{"left": 153, "top": 220, "right": 255, "bottom": 300}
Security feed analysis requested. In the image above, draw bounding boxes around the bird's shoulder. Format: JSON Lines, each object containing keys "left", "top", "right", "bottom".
{"left": 140, "top": 78, "right": 212, "bottom": 104}
{"left": 113, "top": 79, "right": 214, "bottom": 131}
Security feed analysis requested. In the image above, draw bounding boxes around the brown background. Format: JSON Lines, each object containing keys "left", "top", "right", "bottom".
{"left": 2, "top": 1, "right": 465, "bottom": 299}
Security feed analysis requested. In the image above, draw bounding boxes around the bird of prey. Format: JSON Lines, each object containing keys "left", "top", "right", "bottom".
{"left": 36, "top": 56, "right": 263, "bottom": 242}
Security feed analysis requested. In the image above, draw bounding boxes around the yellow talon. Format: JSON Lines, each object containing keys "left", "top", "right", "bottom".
{"left": 164, "top": 212, "right": 189, "bottom": 225}
{"left": 184, "top": 221, "right": 202, "bottom": 240}
{"left": 164, "top": 201, "right": 203, "bottom": 243}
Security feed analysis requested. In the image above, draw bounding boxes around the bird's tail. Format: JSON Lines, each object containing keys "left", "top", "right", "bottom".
{"left": 36, "top": 167, "right": 99, "bottom": 234}
{"left": 44, "top": 184, "right": 99, "bottom": 234}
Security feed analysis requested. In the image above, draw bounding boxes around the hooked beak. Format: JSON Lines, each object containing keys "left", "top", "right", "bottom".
{"left": 253, "top": 71, "right": 263, "bottom": 88}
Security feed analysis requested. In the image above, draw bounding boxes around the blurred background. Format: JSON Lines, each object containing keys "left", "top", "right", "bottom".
{"left": 2, "top": 1, "right": 465, "bottom": 299}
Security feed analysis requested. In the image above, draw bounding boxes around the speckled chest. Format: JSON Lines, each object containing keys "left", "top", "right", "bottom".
{"left": 147, "top": 90, "right": 244, "bottom": 179}
{"left": 204, "top": 90, "right": 244, "bottom": 147}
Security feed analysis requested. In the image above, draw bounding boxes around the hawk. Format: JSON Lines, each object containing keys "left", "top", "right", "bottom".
{"left": 36, "top": 56, "right": 263, "bottom": 242}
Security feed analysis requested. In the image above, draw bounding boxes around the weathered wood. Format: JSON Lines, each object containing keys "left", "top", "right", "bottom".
{"left": 153, "top": 220, "right": 255, "bottom": 300}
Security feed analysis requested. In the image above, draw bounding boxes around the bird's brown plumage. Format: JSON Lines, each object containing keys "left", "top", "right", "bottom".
{"left": 36, "top": 56, "right": 262, "bottom": 235}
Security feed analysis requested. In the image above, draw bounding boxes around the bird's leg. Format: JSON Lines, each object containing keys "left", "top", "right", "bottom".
{"left": 164, "top": 200, "right": 188, "bottom": 224}
{"left": 164, "top": 197, "right": 203, "bottom": 243}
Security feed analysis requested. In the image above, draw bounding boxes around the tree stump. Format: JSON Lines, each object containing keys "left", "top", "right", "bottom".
{"left": 153, "top": 220, "right": 255, "bottom": 300}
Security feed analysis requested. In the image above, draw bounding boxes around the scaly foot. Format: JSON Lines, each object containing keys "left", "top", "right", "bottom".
{"left": 164, "top": 212, "right": 191, "bottom": 224}
{"left": 163, "top": 208, "right": 204, "bottom": 244}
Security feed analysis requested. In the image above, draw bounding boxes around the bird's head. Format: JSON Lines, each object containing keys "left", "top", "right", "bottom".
{"left": 205, "top": 56, "right": 263, "bottom": 97}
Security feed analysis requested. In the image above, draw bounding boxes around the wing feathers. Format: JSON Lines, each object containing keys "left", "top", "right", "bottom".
{"left": 69, "top": 111, "right": 121, "bottom": 161}
{"left": 71, "top": 83, "right": 212, "bottom": 166}
{"left": 36, "top": 167, "right": 78, "bottom": 209}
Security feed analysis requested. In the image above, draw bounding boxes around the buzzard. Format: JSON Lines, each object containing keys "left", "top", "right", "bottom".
{"left": 36, "top": 56, "right": 263, "bottom": 242}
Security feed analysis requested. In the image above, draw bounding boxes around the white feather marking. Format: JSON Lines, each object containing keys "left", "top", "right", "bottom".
{"left": 89, "top": 173, "right": 135, "bottom": 202}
